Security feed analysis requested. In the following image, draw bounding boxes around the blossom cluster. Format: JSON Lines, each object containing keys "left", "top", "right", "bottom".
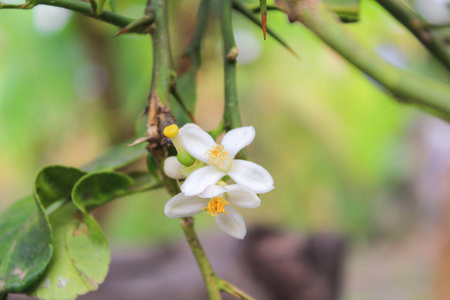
{"left": 163, "top": 124, "right": 274, "bottom": 239}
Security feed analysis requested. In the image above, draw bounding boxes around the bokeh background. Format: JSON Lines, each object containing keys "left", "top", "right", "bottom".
{"left": 1, "top": 0, "right": 450, "bottom": 299}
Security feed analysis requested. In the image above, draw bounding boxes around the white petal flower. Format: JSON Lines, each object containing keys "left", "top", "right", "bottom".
{"left": 164, "top": 184, "right": 260, "bottom": 239}
{"left": 164, "top": 156, "right": 185, "bottom": 180}
{"left": 178, "top": 124, "right": 274, "bottom": 196}
{"left": 181, "top": 166, "right": 226, "bottom": 196}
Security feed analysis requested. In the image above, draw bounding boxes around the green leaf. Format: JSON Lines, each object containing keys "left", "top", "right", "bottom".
{"left": 34, "top": 166, "right": 86, "bottom": 209}
{"left": 29, "top": 203, "right": 110, "bottom": 300}
{"left": 82, "top": 139, "right": 147, "bottom": 173}
{"left": 323, "top": 0, "right": 360, "bottom": 22}
{"left": 72, "top": 172, "right": 134, "bottom": 212}
{"left": 0, "top": 196, "right": 52, "bottom": 294}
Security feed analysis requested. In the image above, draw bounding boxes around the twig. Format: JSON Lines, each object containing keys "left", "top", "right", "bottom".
{"left": 144, "top": 1, "right": 223, "bottom": 298}
{"left": 0, "top": 0, "right": 153, "bottom": 34}
{"left": 251, "top": 4, "right": 284, "bottom": 13}
{"left": 376, "top": 0, "right": 450, "bottom": 72}
{"left": 179, "top": 217, "right": 222, "bottom": 300}
{"left": 221, "top": 0, "right": 242, "bottom": 131}
{"left": 276, "top": 0, "right": 450, "bottom": 120}
{"left": 219, "top": 279, "right": 255, "bottom": 300}
{"left": 183, "top": 0, "right": 210, "bottom": 70}
{"left": 170, "top": 86, "right": 197, "bottom": 123}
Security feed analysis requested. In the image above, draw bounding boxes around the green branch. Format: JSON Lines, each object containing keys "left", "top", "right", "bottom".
{"left": 147, "top": 0, "right": 174, "bottom": 107}
{"left": 221, "top": 0, "right": 242, "bottom": 131}
{"left": 376, "top": 0, "right": 450, "bottom": 72}
{"left": 179, "top": 217, "right": 222, "bottom": 300}
{"left": 184, "top": 0, "right": 210, "bottom": 69}
{"left": 0, "top": 0, "right": 154, "bottom": 34}
{"left": 0, "top": 3, "right": 25, "bottom": 8}
{"left": 276, "top": 0, "right": 450, "bottom": 120}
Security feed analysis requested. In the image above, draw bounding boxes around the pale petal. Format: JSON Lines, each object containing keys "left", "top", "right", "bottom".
{"left": 164, "top": 193, "right": 207, "bottom": 218}
{"left": 221, "top": 126, "right": 255, "bottom": 159}
{"left": 199, "top": 185, "right": 226, "bottom": 199}
{"left": 181, "top": 166, "right": 226, "bottom": 196}
{"left": 224, "top": 184, "right": 261, "bottom": 208}
{"left": 164, "top": 156, "right": 185, "bottom": 179}
{"left": 215, "top": 206, "right": 246, "bottom": 239}
{"left": 179, "top": 124, "right": 215, "bottom": 164}
{"left": 227, "top": 160, "right": 274, "bottom": 194}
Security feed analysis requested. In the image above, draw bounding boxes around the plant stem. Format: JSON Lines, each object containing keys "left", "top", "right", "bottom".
{"left": 1, "top": 0, "right": 154, "bottom": 33}
{"left": 221, "top": 0, "right": 242, "bottom": 131}
{"left": 147, "top": 0, "right": 174, "bottom": 107}
{"left": 376, "top": 0, "right": 450, "bottom": 72}
{"left": 180, "top": 217, "right": 222, "bottom": 300}
{"left": 144, "top": 1, "right": 222, "bottom": 299}
{"left": 276, "top": 0, "right": 450, "bottom": 120}
{"left": 219, "top": 280, "right": 255, "bottom": 300}
{"left": 184, "top": 0, "right": 210, "bottom": 69}
{"left": 0, "top": 3, "right": 23, "bottom": 8}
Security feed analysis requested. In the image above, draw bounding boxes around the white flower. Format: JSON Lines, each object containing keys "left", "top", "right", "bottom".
{"left": 164, "top": 184, "right": 261, "bottom": 239}
{"left": 176, "top": 124, "right": 274, "bottom": 196}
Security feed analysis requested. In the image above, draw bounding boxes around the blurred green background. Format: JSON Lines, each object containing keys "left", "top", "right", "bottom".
{"left": 1, "top": 0, "right": 450, "bottom": 299}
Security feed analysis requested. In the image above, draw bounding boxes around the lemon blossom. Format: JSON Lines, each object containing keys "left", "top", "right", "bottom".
{"left": 164, "top": 183, "right": 261, "bottom": 239}
{"left": 176, "top": 124, "right": 274, "bottom": 196}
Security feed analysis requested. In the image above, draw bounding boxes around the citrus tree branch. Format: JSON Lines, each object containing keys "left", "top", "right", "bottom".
{"left": 0, "top": 0, "right": 154, "bottom": 34}
{"left": 143, "top": 1, "right": 222, "bottom": 298}
{"left": 179, "top": 217, "right": 222, "bottom": 300}
{"left": 221, "top": 0, "right": 243, "bottom": 131}
{"left": 375, "top": 0, "right": 450, "bottom": 72}
{"left": 276, "top": 0, "right": 450, "bottom": 120}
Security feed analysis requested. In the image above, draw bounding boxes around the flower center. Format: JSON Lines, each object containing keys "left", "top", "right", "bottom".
{"left": 205, "top": 144, "right": 230, "bottom": 168}
{"left": 202, "top": 196, "right": 230, "bottom": 217}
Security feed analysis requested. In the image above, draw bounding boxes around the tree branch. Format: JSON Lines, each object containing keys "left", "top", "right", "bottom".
{"left": 376, "top": 0, "right": 450, "bottom": 72}
{"left": 221, "top": 0, "right": 242, "bottom": 131}
{"left": 0, "top": 0, "right": 154, "bottom": 34}
{"left": 143, "top": 1, "right": 223, "bottom": 299}
{"left": 179, "top": 217, "right": 222, "bottom": 300}
{"left": 276, "top": 0, "right": 450, "bottom": 120}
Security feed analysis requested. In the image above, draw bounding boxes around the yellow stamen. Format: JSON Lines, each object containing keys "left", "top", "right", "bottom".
{"left": 205, "top": 144, "right": 229, "bottom": 168}
{"left": 163, "top": 124, "right": 179, "bottom": 138}
{"left": 202, "top": 197, "right": 230, "bottom": 217}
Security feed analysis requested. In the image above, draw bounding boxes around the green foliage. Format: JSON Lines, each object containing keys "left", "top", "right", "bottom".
{"left": 0, "top": 141, "right": 159, "bottom": 299}
{"left": 72, "top": 172, "right": 134, "bottom": 212}
{"left": 28, "top": 203, "right": 110, "bottom": 300}
{"left": 34, "top": 166, "right": 86, "bottom": 209}
{"left": 0, "top": 196, "right": 52, "bottom": 294}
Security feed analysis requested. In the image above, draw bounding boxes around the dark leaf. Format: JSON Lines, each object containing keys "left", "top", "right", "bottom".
{"left": 0, "top": 196, "right": 52, "bottom": 294}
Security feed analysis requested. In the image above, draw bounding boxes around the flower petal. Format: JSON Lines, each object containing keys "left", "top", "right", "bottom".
{"left": 164, "top": 193, "right": 207, "bottom": 218}
{"left": 215, "top": 206, "right": 246, "bottom": 239}
{"left": 199, "top": 185, "right": 226, "bottom": 198}
{"left": 179, "top": 124, "right": 215, "bottom": 164}
{"left": 181, "top": 166, "right": 226, "bottom": 196}
{"left": 227, "top": 160, "right": 274, "bottom": 194}
{"left": 164, "top": 156, "right": 185, "bottom": 179}
{"left": 224, "top": 184, "right": 261, "bottom": 208}
{"left": 221, "top": 126, "right": 255, "bottom": 159}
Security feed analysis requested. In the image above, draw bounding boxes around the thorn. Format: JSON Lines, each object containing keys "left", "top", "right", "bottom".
{"left": 19, "top": 2, "right": 31, "bottom": 9}
{"left": 113, "top": 15, "right": 154, "bottom": 38}
{"left": 113, "top": 27, "right": 129, "bottom": 37}
{"left": 261, "top": 12, "right": 267, "bottom": 40}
